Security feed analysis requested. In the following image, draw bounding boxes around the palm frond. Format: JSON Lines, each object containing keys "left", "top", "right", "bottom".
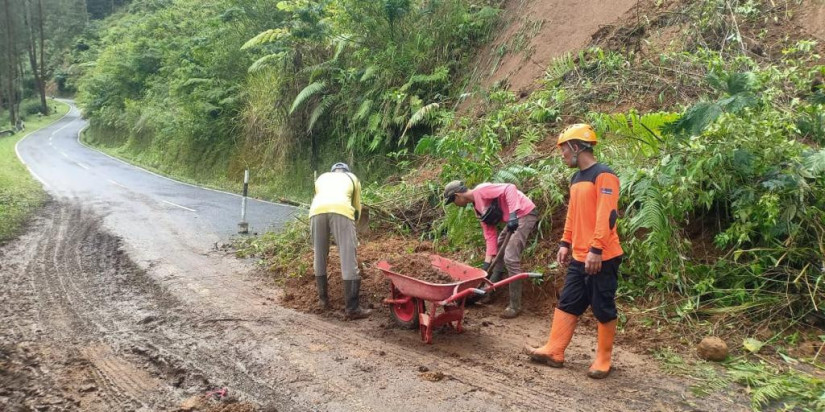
{"left": 401, "top": 66, "right": 449, "bottom": 92}
{"left": 398, "top": 103, "right": 440, "bottom": 144}
{"left": 289, "top": 81, "right": 326, "bottom": 114}
{"left": 360, "top": 65, "right": 379, "bottom": 82}
{"left": 307, "top": 97, "right": 333, "bottom": 133}
{"left": 353, "top": 99, "right": 373, "bottom": 122}
{"left": 545, "top": 52, "right": 574, "bottom": 83}
{"left": 242, "top": 28, "right": 288, "bottom": 50}
{"left": 592, "top": 111, "right": 679, "bottom": 155}
{"left": 248, "top": 53, "right": 285, "bottom": 73}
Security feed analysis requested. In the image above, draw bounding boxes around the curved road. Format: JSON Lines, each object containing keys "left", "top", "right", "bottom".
{"left": 16, "top": 101, "right": 299, "bottom": 241}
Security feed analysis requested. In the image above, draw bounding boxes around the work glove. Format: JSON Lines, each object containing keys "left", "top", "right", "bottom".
{"left": 481, "top": 261, "right": 491, "bottom": 272}
{"left": 506, "top": 212, "right": 519, "bottom": 232}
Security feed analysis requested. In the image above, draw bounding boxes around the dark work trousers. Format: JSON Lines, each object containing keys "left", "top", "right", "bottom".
{"left": 557, "top": 257, "right": 622, "bottom": 323}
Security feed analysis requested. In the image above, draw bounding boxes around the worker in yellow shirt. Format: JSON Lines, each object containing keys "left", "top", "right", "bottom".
{"left": 309, "top": 162, "right": 371, "bottom": 319}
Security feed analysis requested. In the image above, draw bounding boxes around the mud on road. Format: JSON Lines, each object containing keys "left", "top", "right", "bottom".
{"left": 0, "top": 201, "right": 748, "bottom": 411}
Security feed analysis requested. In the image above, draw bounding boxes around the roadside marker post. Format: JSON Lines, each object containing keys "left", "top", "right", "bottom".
{"left": 238, "top": 169, "right": 249, "bottom": 234}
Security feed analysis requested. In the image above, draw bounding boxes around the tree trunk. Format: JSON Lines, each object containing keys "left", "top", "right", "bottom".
{"left": 0, "top": 79, "right": 5, "bottom": 126}
{"left": 24, "top": 0, "right": 45, "bottom": 115}
{"left": 3, "top": 0, "right": 18, "bottom": 127}
{"left": 37, "top": 0, "right": 48, "bottom": 114}
{"left": 16, "top": 58, "right": 24, "bottom": 119}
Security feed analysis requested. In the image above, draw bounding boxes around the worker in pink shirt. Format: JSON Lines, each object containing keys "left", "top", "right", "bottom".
{"left": 444, "top": 181, "right": 539, "bottom": 318}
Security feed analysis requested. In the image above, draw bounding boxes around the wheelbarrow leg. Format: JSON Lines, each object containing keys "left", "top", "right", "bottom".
{"left": 419, "top": 302, "right": 438, "bottom": 344}
{"left": 455, "top": 304, "right": 465, "bottom": 333}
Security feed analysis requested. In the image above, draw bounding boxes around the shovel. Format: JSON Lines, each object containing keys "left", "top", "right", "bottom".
{"left": 466, "top": 231, "right": 512, "bottom": 305}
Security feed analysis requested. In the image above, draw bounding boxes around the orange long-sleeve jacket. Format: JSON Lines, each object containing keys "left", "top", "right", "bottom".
{"left": 560, "top": 163, "right": 623, "bottom": 262}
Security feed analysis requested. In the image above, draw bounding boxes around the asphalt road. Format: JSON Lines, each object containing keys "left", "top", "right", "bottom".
{"left": 16, "top": 100, "right": 300, "bottom": 242}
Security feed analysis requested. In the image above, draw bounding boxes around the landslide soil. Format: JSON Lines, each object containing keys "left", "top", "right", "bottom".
{"left": 0, "top": 201, "right": 751, "bottom": 411}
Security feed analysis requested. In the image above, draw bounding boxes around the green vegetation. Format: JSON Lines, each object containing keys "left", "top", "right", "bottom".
{"left": 656, "top": 348, "right": 825, "bottom": 410}
{"left": 237, "top": 2, "right": 824, "bottom": 408}
{"left": 0, "top": 99, "right": 69, "bottom": 241}
{"left": 74, "top": 0, "right": 501, "bottom": 201}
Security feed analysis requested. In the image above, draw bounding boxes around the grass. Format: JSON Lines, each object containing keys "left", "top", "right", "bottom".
{"left": 0, "top": 100, "right": 70, "bottom": 241}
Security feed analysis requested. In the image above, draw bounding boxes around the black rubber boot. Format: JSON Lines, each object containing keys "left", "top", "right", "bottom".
{"left": 316, "top": 276, "right": 330, "bottom": 310}
{"left": 479, "top": 266, "right": 506, "bottom": 304}
{"left": 501, "top": 278, "right": 522, "bottom": 319}
{"left": 344, "top": 279, "right": 371, "bottom": 320}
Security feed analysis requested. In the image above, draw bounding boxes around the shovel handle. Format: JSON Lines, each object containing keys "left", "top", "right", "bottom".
{"left": 485, "top": 231, "right": 512, "bottom": 275}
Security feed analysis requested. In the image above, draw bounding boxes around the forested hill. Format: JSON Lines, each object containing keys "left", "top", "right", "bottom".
{"left": 65, "top": 0, "right": 501, "bottom": 199}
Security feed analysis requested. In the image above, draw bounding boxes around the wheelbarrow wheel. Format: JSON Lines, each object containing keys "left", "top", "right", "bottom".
{"left": 390, "top": 296, "right": 421, "bottom": 329}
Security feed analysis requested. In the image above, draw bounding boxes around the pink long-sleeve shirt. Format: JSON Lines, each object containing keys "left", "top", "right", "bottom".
{"left": 472, "top": 183, "right": 536, "bottom": 258}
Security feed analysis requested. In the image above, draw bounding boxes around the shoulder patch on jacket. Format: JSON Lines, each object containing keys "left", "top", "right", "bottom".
{"left": 600, "top": 187, "right": 614, "bottom": 195}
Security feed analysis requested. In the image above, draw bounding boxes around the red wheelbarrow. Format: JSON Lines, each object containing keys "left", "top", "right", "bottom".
{"left": 377, "top": 254, "right": 540, "bottom": 344}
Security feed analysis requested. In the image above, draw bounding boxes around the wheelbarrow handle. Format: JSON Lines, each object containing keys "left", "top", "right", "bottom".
{"left": 438, "top": 288, "right": 485, "bottom": 306}
{"left": 482, "top": 272, "right": 543, "bottom": 290}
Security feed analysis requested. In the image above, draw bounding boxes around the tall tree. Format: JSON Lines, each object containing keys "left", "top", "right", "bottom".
{"left": 23, "top": 0, "right": 49, "bottom": 115}
{"left": 2, "top": 0, "right": 19, "bottom": 127}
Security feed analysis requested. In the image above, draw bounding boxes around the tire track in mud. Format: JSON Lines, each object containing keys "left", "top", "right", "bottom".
{"left": 2, "top": 201, "right": 309, "bottom": 410}
{"left": 15, "top": 203, "right": 158, "bottom": 410}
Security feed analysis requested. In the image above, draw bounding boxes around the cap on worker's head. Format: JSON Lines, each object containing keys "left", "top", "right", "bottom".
{"left": 331, "top": 162, "right": 350, "bottom": 172}
{"left": 443, "top": 180, "right": 468, "bottom": 204}
{"left": 557, "top": 124, "right": 598, "bottom": 147}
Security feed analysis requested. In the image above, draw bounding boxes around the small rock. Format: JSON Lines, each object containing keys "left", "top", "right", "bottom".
{"left": 697, "top": 336, "right": 728, "bottom": 361}
{"left": 78, "top": 384, "right": 97, "bottom": 393}
{"left": 419, "top": 371, "right": 446, "bottom": 382}
{"left": 418, "top": 366, "right": 429, "bottom": 372}
{"left": 378, "top": 351, "right": 386, "bottom": 356}
{"left": 481, "top": 321, "right": 491, "bottom": 327}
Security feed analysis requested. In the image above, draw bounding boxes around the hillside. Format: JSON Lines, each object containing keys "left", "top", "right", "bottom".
{"left": 238, "top": 0, "right": 825, "bottom": 408}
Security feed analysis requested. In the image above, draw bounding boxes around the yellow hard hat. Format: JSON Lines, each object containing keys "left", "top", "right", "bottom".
{"left": 557, "top": 124, "right": 597, "bottom": 147}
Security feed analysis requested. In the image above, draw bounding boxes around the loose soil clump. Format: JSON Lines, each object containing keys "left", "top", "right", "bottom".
{"left": 385, "top": 254, "right": 454, "bottom": 284}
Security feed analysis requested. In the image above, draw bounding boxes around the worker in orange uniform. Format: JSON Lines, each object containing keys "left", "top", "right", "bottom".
{"left": 524, "top": 124, "right": 623, "bottom": 379}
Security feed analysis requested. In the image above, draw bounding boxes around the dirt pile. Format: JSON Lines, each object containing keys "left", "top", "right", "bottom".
{"left": 278, "top": 230, "right": 567, "bottom": 318}
{"left": 280, "top": 237, "right": 439, "bottom": 314}
{"left": 385, "top": 254, "right": 454, "bottom": 284}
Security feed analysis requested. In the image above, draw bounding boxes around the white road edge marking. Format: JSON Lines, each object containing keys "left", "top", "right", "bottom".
{"left": 161, "top": 199, "right": 196, "bottom": 212}
{"left": 76, "top": 162, "right": 90, "bottom": 170}
{"left": 14, "top": 101, "right": 75, "bottom": 190}
{"left": 74, "top": 124, "right": 301, "bottom": 211}
{"left": 108, "top": 179, "right": 127, "bottom": 189}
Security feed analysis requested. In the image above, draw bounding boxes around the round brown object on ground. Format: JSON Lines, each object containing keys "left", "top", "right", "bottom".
{"left": 697, "top": 337, "right": 728, "bottom": 361}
